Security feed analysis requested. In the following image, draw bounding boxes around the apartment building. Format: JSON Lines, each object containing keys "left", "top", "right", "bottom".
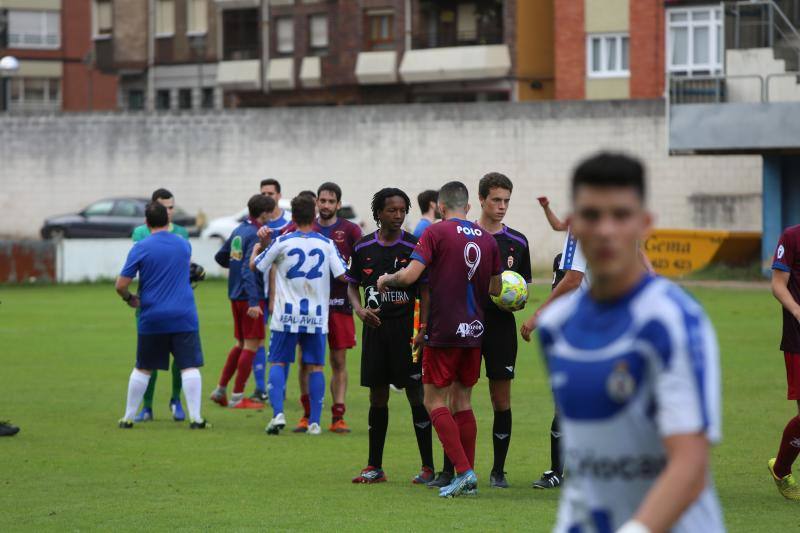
{"left": 0, "top": 0, "right": 117, "bottom": 112}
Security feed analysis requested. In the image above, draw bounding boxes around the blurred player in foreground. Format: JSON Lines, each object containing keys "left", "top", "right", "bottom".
{"left": 132, "top": 188, "right": 190, "bottom": 423}
{"left": 348, "top": 187, "right": 434, "bottom": 484}
{"left": 532, "top": 153, "right": 724, "bottom": 532}
{"left": 378, "top": 181, "right": 502, "bottom": 498}
{"left": 210, "top": 194, "right": 276, "bottom": 409}
{"left": 116, "top": 202, "right": 207, "bottom": 429}
{"left": 768, "top": 224, "right": 800, "bottom": 500}
{"left": 252, "top": 195, "right": 349, "bottom": 436}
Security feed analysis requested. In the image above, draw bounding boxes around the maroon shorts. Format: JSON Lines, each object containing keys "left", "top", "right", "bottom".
{"left": 786, "top": 352, "right": 800, "bottom": 400}
{"left": 328, "top": 312, "right": 356, "bottom": 350}
{"left": 231, "top": 300, "right": 266, "bottom": 341}
{"left": 422, "top": 346, "right": 482, "bottom": 388}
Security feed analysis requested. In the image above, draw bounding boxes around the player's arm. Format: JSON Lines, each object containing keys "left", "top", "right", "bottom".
{"left": 215, "top": 235, "right": 232, "bottom": 268}
{"left": 413, "top": 282, "right": 430, "bottom": 358}
{"left": 621, "top": 433, "right": 710, "bottom": 533}
{"left": 241, "top": 236, "right": 263, "bottom": 318}
{"left": 538, "top": 196, "right": 568, "bottom": 232}
{"left": 772, "top": 270, "right": 800, "bottom": 320}
{"left": 267, "top": 268, "right": 276, "bottom": 315}
{"left": 377, "top": 260, "right": 425, "bottom": 292}
{"left": 520, "top": 270, "right": 583, "bottom": 342}
{"left": 249, "top": 226, "right": 274, "bottom": 271}
{"left": 489, "top": 274, "right": 502, "bottom": 297}
{"left": 116, "top": 245, "right": 142, "bottom": 308}
{"left": 115, "top": 276, "right": 140, "bottom": 308}
{"left": 349, "top": 282, "right": 381, "bottom": 328}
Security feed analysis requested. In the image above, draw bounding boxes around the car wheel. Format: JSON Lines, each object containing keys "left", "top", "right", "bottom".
{"left": 47, "top": 227, "right": 66, "bottom": 240}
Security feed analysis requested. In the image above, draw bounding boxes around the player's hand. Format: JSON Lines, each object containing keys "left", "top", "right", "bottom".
{"left": 257, "top": 226, "right": 273, "bottom": 247}
{"left": 412, "top": 329, "right": 426, "bottom": 361}
{"left": 520, "top": 314, "right": 538, "bottom": 342}
{"left": 357, "top": 307, "right": 381, "bottom": 328}
{"left": 376, "top": 273, "right": 392, "bottom": 294}
{"left": 537, "top": 196, "right": 549, "bottom": 208}
{"left": 127, "top": 295, "right": 140, "bottom": 309}
{"left": 247, "top": 305, "right": 263, "bottom": 319}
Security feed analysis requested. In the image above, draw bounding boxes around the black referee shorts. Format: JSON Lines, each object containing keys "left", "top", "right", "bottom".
{"left": 360, "top": 315, "right": 422, "bottom": 389}
{"left": 482, "top": 309, "right": 518, "bottom": 380}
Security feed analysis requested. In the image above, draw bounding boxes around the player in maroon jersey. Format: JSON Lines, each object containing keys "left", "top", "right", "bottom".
{"left": 378, "top": 181, "right": 502, "bottom": 498}
{"left": 769, "top": 224, "right": 800, "bottom": 500}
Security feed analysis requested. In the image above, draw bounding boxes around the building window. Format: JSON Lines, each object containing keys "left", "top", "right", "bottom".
{"left": 202, "top": 87, "right": 215, "bottom": 109}
{"left": 309, "top": 14, "right": 328, "bottom": 52}
{"left": 8, "top": 10, "right": 60, "bottom": 49}
{"left": 276, "top": 17, "right": 294, "bottom": 54}
{"left": 156, "top": 89, "right": 171, "bottom": 110}
{"left": 222, "top": 8, "right": 259, "bottom": 60}
{"left": 9, "top": 77, "right": 61, "bottom": 111}
{"left": 178, "top": 88, "right": 193, "bottom": 109}
{"left": 366, "top": 9, "right": 393, "bottom": 50}
{"left": 587, "top": 33, "right": 629, "bottom": 78}
{"left": 667, "top": 6, "right": 723, "bottom": 76}
{"left": 128, "top": 90, "right": 144, "bottom": 110}
{"left": 156, "top": 0, "right": 176, "bottom": 37}
{"left": 94, "top": 0, "right": 113, "bottom": 38}
{"left": 187, "top": 0, "right": 208, "bottom": 35}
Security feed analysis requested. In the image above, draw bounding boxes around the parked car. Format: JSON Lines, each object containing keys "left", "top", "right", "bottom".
{"left": 41, "top": 197, "right": 200, "bottom": 239}
{"left": 200, "top": 199, "right": 364, "bottom": 242}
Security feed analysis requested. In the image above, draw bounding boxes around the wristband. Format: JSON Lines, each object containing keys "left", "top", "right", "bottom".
{"left": 122, "top": 293, "right": 133, "bottom": 302}
{"left": 616, "top": 520, "right": 651, "bottom": 533}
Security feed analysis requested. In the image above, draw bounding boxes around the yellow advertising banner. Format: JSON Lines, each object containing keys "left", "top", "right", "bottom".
{"left": 643, "top": 229, "right": 761, "bottom": 278}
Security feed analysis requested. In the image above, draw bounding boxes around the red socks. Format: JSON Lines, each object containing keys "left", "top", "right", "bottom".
{"left": 300, "top": 394, "right": 311, "bottom": 418}
{"left": 430, "top": 407, "right": 471, "bottom": 474}
{"left": 219, "top": 346, "right": 242, "bottom": 387}
{"left": 775, "top": 416, "right": 800, "bottom": 478}
{"left": 453, "top": 409, "right": 477, "bottom": 471}
{"left": 233, "top": 350, "right": 256, "bottom": 394}
{"left": 332, "top": 403, "right": 346, "bottom": 422}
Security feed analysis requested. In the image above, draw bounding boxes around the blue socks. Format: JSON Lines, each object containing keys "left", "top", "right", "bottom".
{"left": 268, "top": 365, "right": 286, "bottom": 417}
{"left": 253, "top": 346, "right": 266, "bottom": 392}
{"left": 283, "top": 363, "right": 290, "bottom": 394}
{"left": 309, "top": 371, "right": 325, "bottom": 425}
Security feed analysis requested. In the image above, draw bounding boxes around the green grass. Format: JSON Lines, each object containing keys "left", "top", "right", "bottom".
{"left": 0, "top": 280, "right": 796, "bottom": 531}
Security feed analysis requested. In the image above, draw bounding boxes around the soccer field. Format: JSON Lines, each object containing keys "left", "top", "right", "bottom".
{"left": 0, "top": 280, "right": 795, "bottom": 531}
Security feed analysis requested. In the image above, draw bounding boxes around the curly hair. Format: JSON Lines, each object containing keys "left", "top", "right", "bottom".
{"left": 371, "top": 187, "right": 411, "bottom": 225}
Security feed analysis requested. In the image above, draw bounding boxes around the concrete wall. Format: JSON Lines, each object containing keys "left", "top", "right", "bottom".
{"left": 0, "top": 100, "right": 762, "bottom": 268}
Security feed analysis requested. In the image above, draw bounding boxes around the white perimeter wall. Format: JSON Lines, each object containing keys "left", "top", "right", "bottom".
{"left": 0, "top": 100, "right": 762, "bottom": 268}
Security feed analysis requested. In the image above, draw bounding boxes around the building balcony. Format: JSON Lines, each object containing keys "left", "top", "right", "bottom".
{"left": 411, "top": 27, "right": 504, "bottom": 50}
{"left": 399, "top": 43, "right": 511, "bottom": 84}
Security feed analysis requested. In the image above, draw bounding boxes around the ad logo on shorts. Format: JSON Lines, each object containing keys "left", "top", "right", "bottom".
{"left": 778, "top": 244, "right": 785, "bottom": 259}
{"left": 456, "top": 320, "right": 484, "bottom": 338}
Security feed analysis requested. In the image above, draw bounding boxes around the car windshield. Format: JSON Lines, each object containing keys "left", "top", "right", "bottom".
{"left": 112, "top": 200, "right": 143, "bottom": 217}
{"left": 83, "top": 200, "right": 114, "bottom": 216}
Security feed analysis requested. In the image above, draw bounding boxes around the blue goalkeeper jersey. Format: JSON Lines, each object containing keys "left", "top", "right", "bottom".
{"left": 215, "top": 218, "right": 264, "bottom": 306}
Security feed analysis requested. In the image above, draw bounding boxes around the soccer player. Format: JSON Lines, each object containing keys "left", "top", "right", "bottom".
{"left": 768, "top": 224, "right": 800, "bottom": 500}
{"left": 413, "top": 189, "right": 439, "bottom": 238}
{"left": 474, "top": 172, "right": 532, "bottom": 489}
{"left": 251, "top": 194, "right": 348, "bottom": 436}
{"left": 261, "top": 178, "right": 292, "bottom": 232}
{"left": 531, "top": 153, "right": 724, "bottom": 532}
{"left": 377, "top": 181, "right": 502, "bottom": 498}
{"left": 348, "top": 187, "right": 435, "bottom": 484}
{"left": 132, "top": 188, "right": 190, "bottom": 423}
{"left": 294, "top": 182, "right": 361, "bottom": 433}
{"left": 209, "top": 194, "right": 276, "bottom": 408}
{"left": 116, "top": 202, "right": 207, "bottom": 429}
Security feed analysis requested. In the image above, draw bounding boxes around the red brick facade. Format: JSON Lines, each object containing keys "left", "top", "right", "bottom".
{"left": 554, "top": 0, "right": 585, "bottom": 100}
{"left": 630, "top": 0, "right": 665, "bottom": 99}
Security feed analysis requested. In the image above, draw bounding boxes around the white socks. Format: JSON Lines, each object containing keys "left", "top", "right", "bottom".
{"left": 181, "top": 368, "right": 203, "bottom": 422}
{"left": 124, "top": 369, "right": 151, "bottom": 421}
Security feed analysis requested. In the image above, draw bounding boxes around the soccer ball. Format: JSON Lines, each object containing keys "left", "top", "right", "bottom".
{"left": 491, "top": 271, "right": 528, "bottom": 312}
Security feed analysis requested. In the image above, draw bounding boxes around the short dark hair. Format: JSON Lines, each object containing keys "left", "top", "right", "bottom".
{"left": 145, "top": 201, "right": 169, "bottom": 228}
{"left": 317, "top": 182, "right": 342, "bottom": 202}
{"left": 260, "top": 178, "right": 281, "bottom": 193}
{"left": 291, "top": 195, "right": 316, "bottom": 226}
{"left": 372, "top": 188, "right": 411, "bottom": 223}
{"left": 438, "top": 181, "right": 469, "bottom": 210}
{"left": 417, "top": 190, "right": 438, "bottom": 214}
{"left": 248, "top": 194, "right": 276, "bottom": 218}
{"left": 478, "top": 172, "right": 513, "bottom": 199}
{"left": 151, "top": 188, "right": 173, "bottom": 202}
{"left": 298, "top": 190, "right": 317, "bottom": 200}
{"left": 572, "top": 152, "right": 646, "bottom": 201}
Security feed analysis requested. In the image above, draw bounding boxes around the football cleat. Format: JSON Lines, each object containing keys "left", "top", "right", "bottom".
{"left": 265, "top": 413, "right": 286, "bottom": 435}
{"left": 118, "top": 419, "right": 134, "bottom": 429}
{"left": 426, "top": 471, "right": 453, "bottom": 489}
{"left": 532, "top": 470, "right": 563, "bottom": 489}
{"left": 189, "top": 419, "right": 209, "bottom": 430}
{"left": 169, "top": 399, "right": 186, "bottom": 422}
{"left": 307, "top": 422, "right": 322, "bottom": 435}
{"left": 134, "top": 407, "right": 153, "bottom": 422}
{"left": 292, "top": 417, "right": 309, "bottom": 433}
{"left": 439, "top": 470, "right": 478, "bottom": 498}
{"left": 250, "top": 389, "right": 269, "bottom": 404}
{"left": 412, "top": 466, "right": 435, "bottom": 485}
{"left": 352, "top": 466, "right": 387, "bottom": 484}
{"left": 768, "top": 458, "right": 800, "bottom": 501}
{"left": 210, "top": 389, "right": 228, "bottom": 407}
{"left": 0, "top": 421, "right": 20, "bottom": 437}
{"left": 231, "top": 398, "right": 264, "bottom": 410}
{"left": 490, "top": 471, "right": 509, "bottom": 488}
{"left": 329, "top": 419, "right": 352, "bottom": 434}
